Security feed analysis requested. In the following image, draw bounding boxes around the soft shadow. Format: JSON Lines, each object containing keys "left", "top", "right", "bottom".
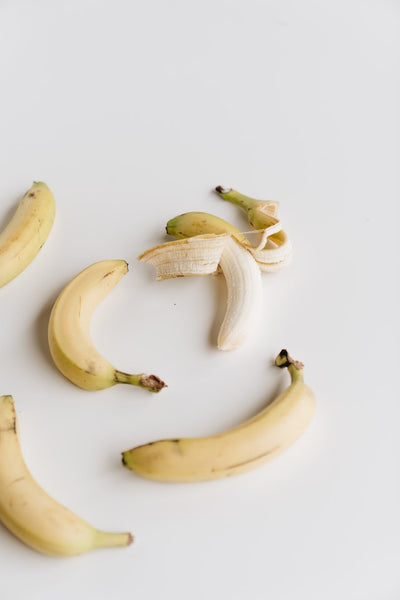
{"left": 0, "top": 199, "right": 20, "bottom": 231}
{"left": 249, "top": 376, "right": 286, "bottom": 416}
{"left": 33, "top": 291, "right": 59, "bottom": 368}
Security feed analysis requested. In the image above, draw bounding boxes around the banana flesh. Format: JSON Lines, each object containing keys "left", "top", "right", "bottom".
{"left": 139, "top": 233, "right": 262, "bottom": 350}
{"left": 140, "top": 208, "right": 291, "bottom": 350}
{"left": 122, "top": 350, "right": 316, "bottom": 482}
{"left": 48, "top": 260, "right": 165, "bottom": 391}
{"left": 217, "top": 236, "right": 262, "bottom": 350}
{"left": 0, "top": 182, "right": 55, "bottom": 287}
{"left": 0, "top": 395, "right": 133, "bottom": 556}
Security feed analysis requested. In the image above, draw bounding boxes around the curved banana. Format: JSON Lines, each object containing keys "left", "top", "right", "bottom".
{"left": 0, "top": 395, "right": 133, "bottom": 556}
{"left": 0, "top": 182, "right": 55, "bottom": 287}
{"left": 48, "top": 260, "right": 165, "bottom": 392}
{"left": 139, "top": 231, "right": 262, "bottom": 350}
{"left": 167, "top": 209, "right": 291, "bottom": 272}
{"left": 217, "top": 236, "right": 262, "bottom": 350}
{"left": 122, "top": 350, "right": 316, "bottom": 482}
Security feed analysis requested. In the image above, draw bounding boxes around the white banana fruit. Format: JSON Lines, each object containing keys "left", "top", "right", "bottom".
{"left": 0, "top": 182, "right": 55, "bottom": 287}
{"left": 139, "top": 208, "right": 291, "bottom": 350}
{"left": 0, "top": 395, "right": 133, "bottom": 556}
{"left": 217, "top": 236, "right": 262, "bottom": 350}
{"left": 48, "top": 259, "right": 165, "bottom": 392}
{"left": 122, "top": 350, "right": 316, "bottom": 482}
{"left": 139, "top": 233, "right": 262, "bottom": 350}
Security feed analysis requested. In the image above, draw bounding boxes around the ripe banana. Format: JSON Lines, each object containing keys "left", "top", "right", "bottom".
{"left": 140, "top": 207, "right": 292, "bottom": 350}
{"left": 0, "top": 182, "right": 55, "bottom": 288}
{"left": 48, "top": 260, "right": 165, "bottom": 392}
{"left": 166, "top": 210, "right": 292, "bottom": 272}
{"left": 0, "top": 395, "right": 133, "bottom": 556}
{"left": 139, "top": 232, "right": 262, "bottom": 350}
{"left": 122, "top": 350, "right": 316, "bottom": 482}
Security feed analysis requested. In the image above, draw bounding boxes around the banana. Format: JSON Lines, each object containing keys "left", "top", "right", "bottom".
{"left": 140, "top": 207, "right": 291, "bottom": 350}
{"left": 166, "top": 210, "right": 292, "bottom": 272}
{"left": 139, "top": 232, "right": 262, "bottom": 350}
{"left": 0, "top": 182, "right": 55, "bottom": 288}
{"left": 122, "top": 350, "right": 316, "bottom": 482}
{"left": 216, "top": 236, "right": 262, "bottom": 350}
{"left": 48, "top": 260, "right": 166, "bottom": 392}
{"left": 0, "top": 395, "right": 133, "bottom": 556}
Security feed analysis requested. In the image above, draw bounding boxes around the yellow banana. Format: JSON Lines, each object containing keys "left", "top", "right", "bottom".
{"left": 166, "top": 209, "right": 291, "bottom": 272}
{"left": 0, "top": 395, "right": 133, "bottom": 556}
{"left": 139, "top": 233, "right": 262, "bottom": 350}
{"left": 48, "top": 260, "right": 166, "bottom": 392}
{"left": 0, "top": 182, "right": 55, "bottom": 287}
{"left": 122, "top": 350, "right": 316, "bottom": 482}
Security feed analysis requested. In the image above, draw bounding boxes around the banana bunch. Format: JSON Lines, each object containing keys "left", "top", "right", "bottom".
{"left": 48, "top": 259, "right": 166, "bottom": 392}
{"left": 122, "top": 350, "right": 315, "bottom": 482}
{"left": 138, "top": 187, "right": 292, "bottom": 350}
{"left": 0, "top": 182, "right": 55, "bottom": 287}
{"left": 0, "top": 181, "right": 316, "bottom": 557}
{"left": 0, "top": 395, "right": 133, "bottom": 556}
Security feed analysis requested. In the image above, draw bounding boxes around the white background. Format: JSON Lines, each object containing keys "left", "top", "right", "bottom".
{"left": 0, "top": 1, "right": 399, "bottom": 598}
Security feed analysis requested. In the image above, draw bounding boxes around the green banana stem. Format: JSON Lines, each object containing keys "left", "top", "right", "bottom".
{"left": 215, "top": 186, "right": 259, "bottom": 211}
{"left": 215, "top": 186, "right": 283, "bottom": 245}
{"left": 275, "top": 349, "right": 304, "bottom": 383}
{"left": 114, "top": 370, "right": 166, "bottom": 392}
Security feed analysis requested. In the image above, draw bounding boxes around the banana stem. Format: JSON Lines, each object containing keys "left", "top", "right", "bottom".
{"left": 275, "top": 349, "right": 304, "bottom": 383}
{"left": 114, "top": 371, "right": 166, "bottom": 392}
{"left": 215, "top": 186, "right": 283, "bottom": 245}
{"left": 93, "top": 530, "right": 134, "bottom": 549}
{"left": 215, "top": 186, "right": 257, "bottom": 211}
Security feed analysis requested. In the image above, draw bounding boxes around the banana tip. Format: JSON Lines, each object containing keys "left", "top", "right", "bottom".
{"left": 275, "top": 349, "right": 304, "bottom": 370}
{"left": 126, "top": 533, "right": 134, "bottom": 546}
{"left": 139, "top": 374, "right": 167, "bottom": 392}
{"left": 215, "top": 185, "right": 232, "bottom": 195}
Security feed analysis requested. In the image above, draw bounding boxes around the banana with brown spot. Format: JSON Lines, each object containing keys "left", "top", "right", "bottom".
{"left": 48, "top": 260, "right": 166, "bottom": 392}
{"left": 122, "top": 350, "right": 316, "bottom": 482}
{"left": 0, "top": 395, "right": 133, "bottom": 556}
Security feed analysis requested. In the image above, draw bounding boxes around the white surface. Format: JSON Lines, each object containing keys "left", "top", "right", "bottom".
{"left": 0, "top": 0, "right": 399, "bottom": 598}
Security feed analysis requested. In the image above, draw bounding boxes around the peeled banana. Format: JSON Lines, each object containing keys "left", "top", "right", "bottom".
{"left": 122, "top": 350, "right": 316, "bottom": 482}
{"left": 167, "top": 210, "right": 292, "bottom": 272}
{"left": 48, "top": 259, "right": 165, "bottom": 391}
{"left": 140, "top": 207, "right": 291, "bottom": 350}
{"left": 0, "top": 182, "right": 55, "bottom": 287}
{"left": 0, "top": 395, "right": 133, "bottom": 556}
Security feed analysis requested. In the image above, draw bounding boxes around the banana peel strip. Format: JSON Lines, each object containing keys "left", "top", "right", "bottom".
{"left": 138, "top": 234, "right": 230, "bottom": 280}
{"left": 138, "top": 224, "right": 292, "bottom": 279}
